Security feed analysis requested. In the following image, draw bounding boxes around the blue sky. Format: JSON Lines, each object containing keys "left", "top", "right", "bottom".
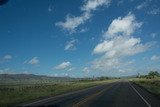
{"left": 0, "top": 0, "right": 160, "bottom": 77}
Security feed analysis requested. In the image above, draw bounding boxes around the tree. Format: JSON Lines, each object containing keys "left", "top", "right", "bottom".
{"left": 148, "top": 71, "right": 159, "bottom": 78}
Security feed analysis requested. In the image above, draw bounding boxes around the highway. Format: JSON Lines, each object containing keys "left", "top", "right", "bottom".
{"left": 20, "top": 81, "right": 160, "bottom": 107}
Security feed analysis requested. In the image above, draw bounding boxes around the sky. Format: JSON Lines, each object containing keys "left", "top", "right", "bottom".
{"left": 0, "top": 0, "right": 160, "bottom": 77}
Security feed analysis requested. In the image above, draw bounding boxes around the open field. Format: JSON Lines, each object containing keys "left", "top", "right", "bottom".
{"left": 18, "top": 81, "right": 160, "bottom": 107}
{"left": 129, "top": 77, "right": 160, "bottom": 97}
{"left": 0, "top": 79, "right": 117, "bottom": 107}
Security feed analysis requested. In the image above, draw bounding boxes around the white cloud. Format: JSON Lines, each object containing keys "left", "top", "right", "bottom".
{"left": 81, "top": 0, "right": 111, "bottom": 12}
{"left": 150, "top": 33, "right": 157, "bottom": 38}
{"left": 67, "top": 67, "right": 75, "bottom": 71}
{"left": 92, "top": 57, "right": 135, "bottom": 71}
{"left": 62, "top": 73, "right": 69, "bottom": 77}
{"left": 0, "top": 55, "right": 12, "bottom": 63}
{"left": 93, "top": 36, "right": 150, "bottom": 58}
{"left": 104, "top": 13, "right": 142, "bottom": 38}
{"left": 135, "top": 0, "right": 160, "bottom": 15}
{"left": 51, "top": 73, "right": 69, "bottom": 77}
{"left": 92, "top": 13, "right": 152, "bottom": 71}
{"left": 50, "top": 73, "right": 59, "bottom": 77}
{"left": 22, "top": 70, "right": 29, "bottom": 74}
{"left": 79, "top": 28, "right": 88, "bottom": 33}
{"left": 92, "top": 57, "right": 121, "bottom": 71}
{"left": 56, "top": 0, "right": 111, "bottom": 33}
{"left": 151, "top": 55, "right": 160, "bottom": 61}
{"left": 136, "top": 1, "right": 148, "bottom": 10}
{"left": 3, "top": 55, "right": 12, "bottom": 60}
{"left": 48, "top": 5, "right": 54, "bottom": 12}
{"left": 54, "top": 61, "right": 71, "bottom": 70}
{"left": 0, "top": 68, "right": 14, "bottom": 74}
{"left": 117, "top": 0, "right": 124, "bottom": 6}
{"left": 56, "top": 12, "right": 91, "bottom": 33}
{"left": 148, "top": 8, "right": 160, "bottom": 15}
{"left": 27, "top": 57, "right": 39, "bottom": 65}
{"left": 118, "top": 68, "right": 133, "bottom": 73}
{"left": 65, "top": 39, "right": 78, "bottom": 51}
{"left": 118, "top": 69, "right": 126, "bottom": 73}
{"left": 83, "top": 67, "right": 90, "bottom": 74}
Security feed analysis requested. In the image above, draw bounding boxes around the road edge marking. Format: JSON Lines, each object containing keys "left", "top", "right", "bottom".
{"left": 129, "top": 82, "right": 151, "bottom": 107}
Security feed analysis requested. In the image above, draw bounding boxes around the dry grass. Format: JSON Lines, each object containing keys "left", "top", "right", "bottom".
{"left": 0, "top": 79, "right": 116, "bottom": 107}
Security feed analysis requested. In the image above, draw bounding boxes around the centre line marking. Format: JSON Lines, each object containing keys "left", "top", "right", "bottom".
{"left": 72, "top": 83, "right": 116, "bottom": 107}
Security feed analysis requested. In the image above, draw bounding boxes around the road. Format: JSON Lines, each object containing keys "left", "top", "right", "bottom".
{"left": 20, "top": 81, "right": 160, "bottom": 107}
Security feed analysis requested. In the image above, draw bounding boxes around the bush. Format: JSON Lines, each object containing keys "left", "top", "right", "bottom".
{"left": 148, "top": 71, "right": 160, "bottom": 78}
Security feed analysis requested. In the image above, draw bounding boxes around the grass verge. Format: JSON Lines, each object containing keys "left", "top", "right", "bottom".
{"left": 130, "top": 77, "right": 160, "bottom": 97}
{"left": 0, "top": 79, "right": 116, "bottom": 107}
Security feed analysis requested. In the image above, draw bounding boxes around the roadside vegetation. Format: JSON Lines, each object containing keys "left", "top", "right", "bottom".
{"left": 0, "top": 77, "right": 116, "bottom": 107}
{"left": 130, "top": 71, "right": 160, "bottom": 97}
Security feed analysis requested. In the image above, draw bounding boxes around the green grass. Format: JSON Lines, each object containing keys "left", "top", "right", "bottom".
{"left": 130, "top": 77, "right": 160, "bottom": 96}
{"left": 0, "top": 79, "right": 116, "bottom": 107}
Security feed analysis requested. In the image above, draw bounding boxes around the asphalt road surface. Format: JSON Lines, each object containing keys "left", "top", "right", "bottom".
{"left": 19, "top": 81, "right": 160, "bottom": 107}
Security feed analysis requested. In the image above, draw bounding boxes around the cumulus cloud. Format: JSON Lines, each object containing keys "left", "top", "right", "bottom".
{"left": 56, "top": 0, "right": 111, "bottom": 33}
{"left": 92, "top": 57, "right": 121, "bottom": 71}
{"left": 54, "top": 61, "right": 71, "bottom": 70}
{"left": 104, "top": 13, "right": 142, "bottom": 38}
{"left": 81, "top": 0, "right": 111, "bottom": 12}
{"left": 56, "top": 12, "right": 91, "bottom": 33}
{"left": 93, "top": 36, "right": 150, "bottom": 57}
{"left": 151, "top": 55, "right": 160, "bottom": 61}
{"left": 26, "top": 57, "right": 39, "bottom": 65}
{"left": 92, "top": 13, "right": 152, "bottom": 71}
{"left": 65, "top": 39, "right": 78, "bottom": 51}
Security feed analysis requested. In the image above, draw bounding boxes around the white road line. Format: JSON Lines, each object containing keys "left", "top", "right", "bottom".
{"left": 129, "top": 82, "right": 151, "bottom": 107}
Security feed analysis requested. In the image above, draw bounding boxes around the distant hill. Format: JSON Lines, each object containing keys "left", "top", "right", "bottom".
{"left": 0, "top": 74, "right": 75, "bottom": 84}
